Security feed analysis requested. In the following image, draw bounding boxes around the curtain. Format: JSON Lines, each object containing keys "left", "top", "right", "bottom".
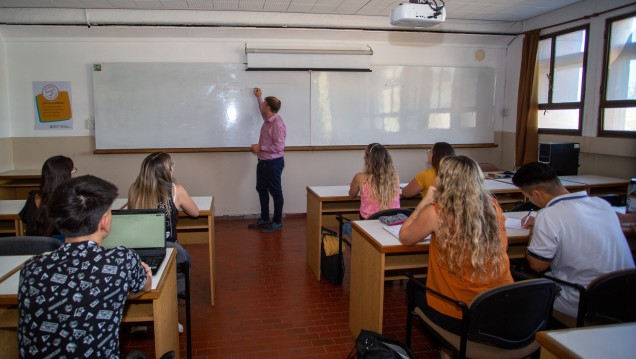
{"left": 515, "top": 29, "right": 540, "bottom": 168}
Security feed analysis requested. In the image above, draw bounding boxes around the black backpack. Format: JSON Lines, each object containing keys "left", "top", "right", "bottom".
{"left": 348, "top": 329, "right": 417, "bottom": 359}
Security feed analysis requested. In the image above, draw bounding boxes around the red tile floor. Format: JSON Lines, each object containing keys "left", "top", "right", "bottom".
{"left": 120, "top": 215, "right": 438, "bottom": 358}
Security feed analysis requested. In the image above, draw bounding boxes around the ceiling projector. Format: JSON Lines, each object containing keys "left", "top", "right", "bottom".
{"left": 390, "top": 2, "right": 446, "bottom": 27}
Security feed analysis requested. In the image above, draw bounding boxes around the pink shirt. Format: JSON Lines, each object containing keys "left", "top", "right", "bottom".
{"left": 257, "top": 97, "right": 286, "bottom": 161}
{"left": 359, "top": 180, "right": 401, "bottom": 219}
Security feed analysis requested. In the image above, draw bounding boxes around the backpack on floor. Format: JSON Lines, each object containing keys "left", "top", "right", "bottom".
{"left": 321, "top": 227, "right": 345, "bottom": 285}
{"left": 347, "top": 329, "right": 417, "bottom": 359}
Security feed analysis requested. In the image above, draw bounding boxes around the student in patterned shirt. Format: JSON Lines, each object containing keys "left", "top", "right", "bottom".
{"left": 18, "top": 175, "right": 152, "bottom": 358}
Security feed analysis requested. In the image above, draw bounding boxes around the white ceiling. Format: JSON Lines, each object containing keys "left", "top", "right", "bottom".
{"left": 0, "top": 0, "right": 584, "bottom": 22}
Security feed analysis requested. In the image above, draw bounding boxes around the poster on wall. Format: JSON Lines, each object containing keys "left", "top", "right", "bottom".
{"left": 33, "top": 81, "right": 73, "bottom": 130}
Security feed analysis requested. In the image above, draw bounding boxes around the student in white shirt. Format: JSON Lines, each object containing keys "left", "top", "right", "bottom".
{"left": 511, "top": 162, "right": 634, "bottom": 317}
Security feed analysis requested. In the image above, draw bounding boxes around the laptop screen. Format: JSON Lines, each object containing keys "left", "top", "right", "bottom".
{"left": 103, "top": 209, "right": 166, "bottom": 249}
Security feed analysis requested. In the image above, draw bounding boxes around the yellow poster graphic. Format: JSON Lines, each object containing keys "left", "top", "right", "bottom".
{"left": 33, "top": 81, "right": 73, "bottom": 130}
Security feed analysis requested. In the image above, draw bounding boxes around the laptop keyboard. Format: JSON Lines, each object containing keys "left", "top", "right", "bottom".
{"left": 140, "top": 256, "right": 165, "bottom": 275}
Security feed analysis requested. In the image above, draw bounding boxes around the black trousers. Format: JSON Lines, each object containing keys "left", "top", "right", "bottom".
{"left": 256, "top": 157, "right": 285, "bottom": 224}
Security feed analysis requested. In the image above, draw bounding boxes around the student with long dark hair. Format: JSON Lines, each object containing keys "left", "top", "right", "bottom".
{"left": 19, "top": 155, "right": 76, "bottom": 238}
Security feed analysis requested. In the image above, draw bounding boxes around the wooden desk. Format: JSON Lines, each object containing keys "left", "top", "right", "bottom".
{"left": 348, "top": 212, "right": 530, "bottom": 337}
{"left": 536, "top": 322, "right": 636, "bottom": 359}
{"left": 0, "top": 248, "right": 180, "bottom": 359}
{"left": 306, "top": 182, "right": 527, "bottom": 281}
{"left": 306, "top": 185, "right": 421, "bottom": 281}
{"left": 0, "top": 200, "right": 25, "bottom": 237}
{"left": 0, "top": 170, "right": 40, "bottom": 200}
{"left": 559, "top": 175, "right": 629, "bottom": 197}
{"left": 113, "top": 196, "right": 217, "bottom": 306}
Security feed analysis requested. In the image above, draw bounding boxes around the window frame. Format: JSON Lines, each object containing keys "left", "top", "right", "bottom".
{"left": 537, "top": 25, "right": 589, "bottom": 136}
{"left": 598, "top": 11, "right": 636, "bottom": 138}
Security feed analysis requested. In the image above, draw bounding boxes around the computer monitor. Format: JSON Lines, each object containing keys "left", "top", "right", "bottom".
{"left": 538, "top": 142, "right": 580, "bottom": 176}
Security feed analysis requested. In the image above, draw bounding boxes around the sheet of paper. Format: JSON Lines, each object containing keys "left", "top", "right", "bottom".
{"left": 382, "top": 224, "right": 430, "bottom": 244}
{"left": 505, "top": 217, "right": 524, "bottom": 229}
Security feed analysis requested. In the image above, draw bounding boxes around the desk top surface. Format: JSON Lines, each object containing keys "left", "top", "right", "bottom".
{"left": 0, "top": 170, "right": 41, "bottom": 179}
{"left": 308, "top": 180, "right": 520, "bottom": 198}
{"left": 0, "top": 199, "right": 26, "bottom": 215}
{"left": 0, "top": 248, "right": 175, "bottom": 300}
{"left": 559, "top": 175, "right": 629, "bottom": 186}
{"left": 111, "top": 196, "right": 213, "bottom": 212}
{"left": 352, "top": 211, "right": 530, "bottom": 253}
{"left": 537, "top": 322, "right": 636, "bottom": 359}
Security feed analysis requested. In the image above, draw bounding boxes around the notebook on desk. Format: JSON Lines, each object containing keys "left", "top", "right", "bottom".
{"left": 102, "top": 209, "right": 166, "bottom": 275}
{"left": 382, "top": 224, "right": 431, "bottom": 244}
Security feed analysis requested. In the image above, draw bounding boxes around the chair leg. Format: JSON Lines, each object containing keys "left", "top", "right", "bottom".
{"left": 405, "top": 279, "right": 414, "bottom": 348}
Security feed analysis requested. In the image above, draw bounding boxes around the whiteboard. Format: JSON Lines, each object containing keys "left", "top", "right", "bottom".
{"left": 93, "top": 63, "right": 495, "bottom": 150}
{"left": 310, "top": 66, "right": 495, "bottom": 146}
{"left": 93, "top": 63, "right": 310, "bottom": 149}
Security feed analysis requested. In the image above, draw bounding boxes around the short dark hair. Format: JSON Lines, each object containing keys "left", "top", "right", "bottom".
{"left": 264, "top": 96, "right": 281, "bottom": 113}
{"left": 512, "top": 162, "right": 562, "bottom": 189}
{"left": 48, "top": 175, "right": 118, "bottom": 237}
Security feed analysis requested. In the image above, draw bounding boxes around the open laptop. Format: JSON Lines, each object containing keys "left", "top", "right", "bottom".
{"left": 102, "top": 209, "right": 167, "bottom": 275}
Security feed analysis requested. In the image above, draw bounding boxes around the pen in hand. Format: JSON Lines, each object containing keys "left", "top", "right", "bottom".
{"left": 522, "top": 209, "right": 533, "bottom": 227}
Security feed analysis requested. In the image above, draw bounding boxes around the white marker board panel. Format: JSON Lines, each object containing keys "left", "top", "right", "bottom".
{"left": 310, "top": 66, "right": 495, "bottom": 146}
{"left": 93, "top": 63, "right": 310, "bottom": 149}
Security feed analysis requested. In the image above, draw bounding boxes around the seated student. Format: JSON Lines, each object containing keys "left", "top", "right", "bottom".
{"left": 18, "top": 175, "right": 151, "bottom": 358}
{"left": 128, "top": 152, "right": 199, "bottom": 303}
{"left": 348, "top": 143, "right": 400, "bottom": 219}
{"left": 399, "top": 156, "right": 513, "bottom": 337}
{"left": 401, "top": 142, "right": 455, "bottom": 198}
{"left": 511, "top": 162, "right": 634, "bottom": 318}
{"left": 19, "top": 155, "right": 76, "bottom": 239}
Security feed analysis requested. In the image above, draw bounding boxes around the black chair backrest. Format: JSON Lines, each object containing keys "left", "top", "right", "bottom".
{"left": 507, "top": 201, "right": 541, "bottom": 212}
{"left": 366, "top": 208, "right": 413, "bottom": 220}
{"left": 0, "top": 236, "right": 62, "bottom": 255}
{"left": 585, "top": 268, "right": 636, "bottom": 325}
{"left": 466, "top": 279, "right": 560, "bottom": 349}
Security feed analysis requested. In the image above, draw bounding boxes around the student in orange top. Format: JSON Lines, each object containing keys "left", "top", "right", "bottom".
{"left": 399, "top": 155, "right": 513, "bottom": 336}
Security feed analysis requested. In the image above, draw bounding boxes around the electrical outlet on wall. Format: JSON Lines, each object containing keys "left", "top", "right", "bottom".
{"left": 85, "top": 119, "right": 95, "bottom": 130}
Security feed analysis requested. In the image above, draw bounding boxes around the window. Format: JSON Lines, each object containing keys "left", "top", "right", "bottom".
{"left": 599, "top": 12, "right": 636, "bottom": 137}
{"left": 537, "top": 26, "right": 589, "bottom": 134}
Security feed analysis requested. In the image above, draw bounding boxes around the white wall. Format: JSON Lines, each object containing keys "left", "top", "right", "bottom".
{"left": 0, "top": 26, "right": 513, "bottom": 216}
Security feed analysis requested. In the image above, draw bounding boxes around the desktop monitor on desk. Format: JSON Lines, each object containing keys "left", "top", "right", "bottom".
{"left": 538, "top": 142, "right": 580, "bottom": 176}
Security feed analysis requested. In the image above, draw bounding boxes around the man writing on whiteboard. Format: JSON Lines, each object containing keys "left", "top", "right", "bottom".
{"left": 248, "top": 87, "right": 286, "bottom": 233}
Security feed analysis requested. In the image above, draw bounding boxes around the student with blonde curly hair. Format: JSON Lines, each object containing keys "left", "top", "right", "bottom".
{"left": 348, "top": 143, "right": 400, "bottom": 219}
{"left": 399, "top": 155, "right": 512, "bottom": 336}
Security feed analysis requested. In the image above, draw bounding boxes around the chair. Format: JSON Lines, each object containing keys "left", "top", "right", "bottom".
{"left": 0, "top": 236, "right": 62, "bottom": 255}
{"left": 405, "top": 275, "right": 560, "bottom": 359}
{"left": 176, "top": 261, "right": 192, "bottom": 359}
{"left": 545, "top": 268, "right": 636, "bottom": 328}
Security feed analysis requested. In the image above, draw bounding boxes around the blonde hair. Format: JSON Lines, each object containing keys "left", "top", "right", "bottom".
{"left": 362, "top": 143, "right": 399, "bottom": 209}
{"left": 128, "top": 152, "right": 173, "bottom": 210}
{"left": 435, "top": 156, "right": 505, "bottom": 280}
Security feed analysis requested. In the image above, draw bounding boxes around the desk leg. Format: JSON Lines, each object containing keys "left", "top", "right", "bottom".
{"left": 0, "top": 307, "right": 18, "bottom": 359}
{"left": 0, "top": 328, "right": 18, "bottom": 359}
{"left": 153, "top": 257, "right": 180, "bottom": 359}
{"left": 349, "top": 230, "right": 385, "bottom": 337}
{"left": 208, "top": 210, "right": 215, "bottom": 306}
{"left": 306, "top": 191, "right": 321, "bottom": 281}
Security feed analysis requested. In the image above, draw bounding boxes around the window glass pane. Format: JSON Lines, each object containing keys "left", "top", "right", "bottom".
{"left": 553, "top": 30, "right": 586, "bottom": 103}
{"left": 537, "top": 39, "right": 552, "bottom": 104}
{"left": 538, "top": 109, "right": 579, "bottom": 130}
{"left": 603, "top": 107, "right": 636, "bottom": 131}
{"left": 606, "top": 16, "right": 636, "bottom": 101}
